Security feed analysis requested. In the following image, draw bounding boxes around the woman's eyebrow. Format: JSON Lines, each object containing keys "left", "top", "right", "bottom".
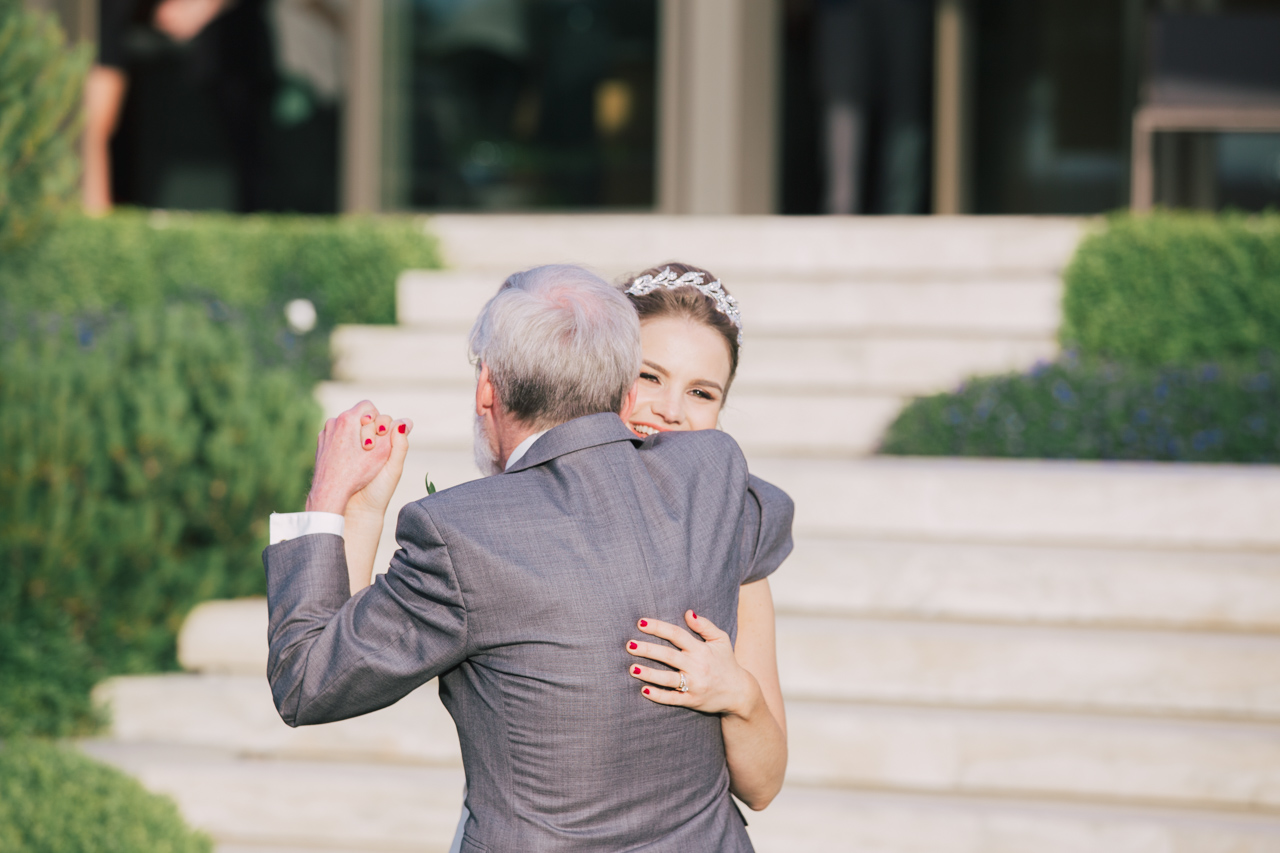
{"left": 641, "top": 359, "right": 670, "bottom": 377}
{"left": 692, "top": 378, "right": 724, "bottom": 393}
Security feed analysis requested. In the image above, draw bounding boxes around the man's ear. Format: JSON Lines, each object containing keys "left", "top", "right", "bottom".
{"left": 618, "top": 382, "right": 638, "bottom": 423}
{"left": 476, "top": 363, "right": 495, "bottom": 418}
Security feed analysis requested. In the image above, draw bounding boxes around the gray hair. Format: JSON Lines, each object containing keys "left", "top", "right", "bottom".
{"left": 468, "top": 264, "right": 642, "bottom": 430}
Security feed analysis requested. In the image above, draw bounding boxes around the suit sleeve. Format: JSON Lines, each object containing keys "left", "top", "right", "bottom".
{"left": 740, "top": 474, "right": 796, "bottom": 585}
{"left": 264, "top": 501, "right": 468, "bottom": 726}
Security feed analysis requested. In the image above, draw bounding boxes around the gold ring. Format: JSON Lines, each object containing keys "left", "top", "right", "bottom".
{"left": 677, "top": 672, "right": 689, "bottom": 693}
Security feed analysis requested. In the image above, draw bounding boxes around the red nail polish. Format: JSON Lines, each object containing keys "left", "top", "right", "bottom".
{"left": 378, "top": 426, "right": 386, "bottom": 434}
{"left": 643, "top": 688, "right": 650, "bottom": 695}
{"left": 398, "top": 424, "right": 406, "bottom": 434}
{"left": 629, "top": 642, "right": 637, "bottom": 650}
{"left": 633, "top": 667, "right": 641, "bottom": 675}
{"left": 692, "top": 612, "right": 698, "bottom": 619}
{"left": 364, "top": 438, "right": 372, "bottom": 447}
{"left": 639, "top": 619, "right": 648, "bottom": 627}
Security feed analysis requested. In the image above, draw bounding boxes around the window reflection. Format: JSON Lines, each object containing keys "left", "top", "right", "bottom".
{"left": 386, "top": 0, "right": 657, "bottom": 211}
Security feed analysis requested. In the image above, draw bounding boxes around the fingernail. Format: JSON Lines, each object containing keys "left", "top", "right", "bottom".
{"left": 364, "top": 438, "right": 372, "bottom": 447}
{"left": 398, "top": 424, "right": 406, "bottom": 434}
{"left": 633, "top": 667, "right": 641, "bottom": 675}
{"left": 643, "top": 688, "right": 650, "bottom": 695}
{"left": 378, "top": 425, "right": 386, "bottom": 434}
{"left": 639, "top": 619, "right": 648, "bottom": 627}
{"left": 692, "top": 612, "right": 698, "bottom": 619}
{"left": 628, "top": 642, "right": 637, "bottom": 650}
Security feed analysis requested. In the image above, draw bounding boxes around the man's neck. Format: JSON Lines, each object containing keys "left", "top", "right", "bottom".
{"left": 491, "top": 412, "right": 553, "bottom": 468}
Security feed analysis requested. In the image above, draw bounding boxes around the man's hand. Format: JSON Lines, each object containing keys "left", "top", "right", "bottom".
{"left": 306, "top": 401, "right": 395, "bottom": 514}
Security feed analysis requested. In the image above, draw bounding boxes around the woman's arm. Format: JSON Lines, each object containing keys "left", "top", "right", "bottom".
{"left": 724, "top": 578, "right": 787, "bottom": 807}
{"left": 82, "top": 65, "right": 127, "bottom": 214}
{"left": 343, "top": 413, "right": 413, "bottom": 594}
{"left": 627, "top": 578, "right": 787, "bottom": 810}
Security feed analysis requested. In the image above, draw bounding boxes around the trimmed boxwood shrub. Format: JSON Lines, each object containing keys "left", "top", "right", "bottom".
{"left": 0, "top": 0, "right": 91, "bottom": 250}
{"left": 0, "top": 210, "right": 439, "bottom": 379}
{"left": 1061, "top": 211, "right": 1280, "bottom": 367}
{"left": 0, "top": 739, "right": 212, "bottom": 853}
{"left": 0, "top": 304, "right": 318, "bottom": 736}
{"left": 880, "top": 357, "right": 1280, "bottom": 462}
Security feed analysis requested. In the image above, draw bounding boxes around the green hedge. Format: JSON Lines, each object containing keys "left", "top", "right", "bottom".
{"left": 1062, "top": 212, "right": 1280, "bottom": 367}
{"left": 0, "top": 1, "right": 90, "bottom": 250}
{"left": 1, "top": 208, "right": 436, "bottom": 318}
{"left": 880, "top": 358, "right": 1280, "bottom": 462}
{"left": 0, "top": 739, "right": 212, "bottom": 853}
{"left": 0, "top": 304, "right": 318, "bottom": 736}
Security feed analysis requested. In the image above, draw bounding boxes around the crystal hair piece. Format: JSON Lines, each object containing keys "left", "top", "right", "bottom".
{"left": 625, "top": 267, "right": 743, "bottom": 346}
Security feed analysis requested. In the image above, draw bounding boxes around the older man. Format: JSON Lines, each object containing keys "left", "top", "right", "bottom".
{"left": 264, "top": 264, "right": 792, "bottom": 851}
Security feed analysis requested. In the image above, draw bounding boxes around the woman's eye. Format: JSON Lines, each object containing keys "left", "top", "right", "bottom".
{"left": 691, "top": 389, "right": 717, "bottom": 401}
{"left": 639, "top": 372, "right": 660, "bottom": 384}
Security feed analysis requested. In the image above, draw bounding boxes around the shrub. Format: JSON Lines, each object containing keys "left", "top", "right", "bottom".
{"left": 0, "top": 739, "right": 212, "bottom": 853}
{"left": 0, "top": 304, "right": 318, "bottom": 736}
{"left": 0, "top": 209, "right": 438, "bottom": 380}
{"left": 1061, "top": 211, "right": 1280, "bottom": 367}
{"left": 0, "top": 0, "right": 91, "bottom": 250}
{"left": 880, "top": 357, "right": 1280, "bottom": 462}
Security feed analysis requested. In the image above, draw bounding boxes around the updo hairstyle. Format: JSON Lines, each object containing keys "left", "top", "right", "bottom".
{"left": 622, "top": 262, "right": 740, "bottom": 394}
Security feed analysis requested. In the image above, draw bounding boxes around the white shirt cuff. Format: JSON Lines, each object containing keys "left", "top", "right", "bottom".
{"left": 269, "top": 512, "right": 345, "bottom": 545}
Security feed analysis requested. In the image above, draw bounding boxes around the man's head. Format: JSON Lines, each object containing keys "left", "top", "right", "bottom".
{"left": 469, "top": 264, "right": 641, "bottom": 473}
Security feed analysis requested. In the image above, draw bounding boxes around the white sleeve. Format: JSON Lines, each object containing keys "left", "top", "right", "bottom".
{"left": 269, "top": 512, "right": 345, "bottom": 545}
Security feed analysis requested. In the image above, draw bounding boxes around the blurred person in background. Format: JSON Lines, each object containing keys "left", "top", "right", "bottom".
{"left": 83, "top": 0, "right": 277, "bottom": 212}
{"left": 814, "top": 0, "right": 932, "bottom": 214}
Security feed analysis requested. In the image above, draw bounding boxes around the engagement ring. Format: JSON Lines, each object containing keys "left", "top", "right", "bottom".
{"left": 677, "top": 672, "right": 689, "bottom": 693}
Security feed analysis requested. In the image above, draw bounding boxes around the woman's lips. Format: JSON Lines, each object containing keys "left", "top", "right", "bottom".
{"left": 629, "top": 423, "right": 665, "bottom": 438}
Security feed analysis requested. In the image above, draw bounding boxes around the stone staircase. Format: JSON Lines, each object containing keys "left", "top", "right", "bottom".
{"left": 88, "top": 216, "right": 1280, "bottom": 852}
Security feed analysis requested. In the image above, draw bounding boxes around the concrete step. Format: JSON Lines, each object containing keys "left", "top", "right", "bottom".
{"left": 777, "top": 615, "right": 1280, "bottom": 720}
{"left": 773, "top": 537, "right": 1280, "bottom": 633}
{"left": 396, "top": 270, "right": 1064, "bottom": 337}
{"left": 95, "top": 674, "right": 462, "bottom": 766}
{"left": 94, "top": 672, "right": 1280, "bottom": 815}
{"left": 78, "top": 741, "right": 464, "bottom": 853}
{"left": 316, "top": 381, "right": 906, "bottom": 457}
{"left": 173, "top": 603, "right": 1280, "bottom": 725}
{"left": 331, "top": 323, "right": 1057, "bottom": 396}
{"left": 423, "top": 214, "right": 1086, "bottom": 278}
{"left": 786, "top": 701, "right": 1280, "bottom": 813}
{"left": 744, "top": 785, "right": 1280, "bottom": 853}
{"left": 747, "top": 455, "right": 1280, "bottom": 549}
{"left": 78, "top": 740, "right": 1280, "bottom": 853}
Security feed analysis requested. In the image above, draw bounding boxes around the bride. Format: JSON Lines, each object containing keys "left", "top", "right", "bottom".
{"left": 344, "top": 262, "right": 789, "bottom": 844}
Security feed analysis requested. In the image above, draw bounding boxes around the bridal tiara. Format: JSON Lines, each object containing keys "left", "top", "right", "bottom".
{"left": 624, "top": 267, "right": 744, "bottom": 346}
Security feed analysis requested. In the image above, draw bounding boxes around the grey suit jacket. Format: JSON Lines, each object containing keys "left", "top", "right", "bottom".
{"left": 264, "top": 413, "right": 794, "bottom": 853}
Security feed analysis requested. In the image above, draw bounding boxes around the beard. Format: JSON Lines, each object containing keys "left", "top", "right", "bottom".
{"left": 474, "top": 414, "right": 503, "bottom": 477}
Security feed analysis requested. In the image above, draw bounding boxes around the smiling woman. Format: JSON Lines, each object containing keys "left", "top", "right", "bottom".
{"left": 619, "top": 262, "right": 789, "bottom": 812}
{"left": 622, "top": 262, "right": 742, "bottom": 437}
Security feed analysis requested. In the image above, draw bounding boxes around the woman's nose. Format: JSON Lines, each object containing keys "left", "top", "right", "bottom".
{"left": 651, "top": 390, "right": 684, "bottom": 424}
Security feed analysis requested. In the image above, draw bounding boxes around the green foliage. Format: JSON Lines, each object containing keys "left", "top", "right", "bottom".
{"left": 0, "top": 210, "right": 437, "bottom": 348}
{"left": 0, "top": 304, "right": 318, "bottom": 736}
{"left": 880, "top": 358, "right": 1280, "bottom": 462}
{"left": 0, "top": 0, "right": 91, "bottom": 249}
{"left": 0, "top": 739, "right": 212, "bottom": 853}
{"left": 1061, "top": 211, "right": 1280, "bottom": 367}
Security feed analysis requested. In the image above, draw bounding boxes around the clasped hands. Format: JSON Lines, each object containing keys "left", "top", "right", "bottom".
{"left": 306, "top": 400, "right": 413, "bottom": 518}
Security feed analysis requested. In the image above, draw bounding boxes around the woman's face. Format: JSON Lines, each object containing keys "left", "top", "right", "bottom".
{"left": 627, "top": 316, "right": 732, "bottom": 438}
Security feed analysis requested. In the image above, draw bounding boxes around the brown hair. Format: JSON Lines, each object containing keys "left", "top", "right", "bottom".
{"left": 622, "top": 262, "right": 740, "bottom": 394}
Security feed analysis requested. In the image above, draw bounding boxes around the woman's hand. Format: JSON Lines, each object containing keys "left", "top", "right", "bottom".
{"left": 345, "top": 412, "right": 412, "bottom": 520}
{"left": 626, "top": 611, "right": 761, "bottom": 719}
